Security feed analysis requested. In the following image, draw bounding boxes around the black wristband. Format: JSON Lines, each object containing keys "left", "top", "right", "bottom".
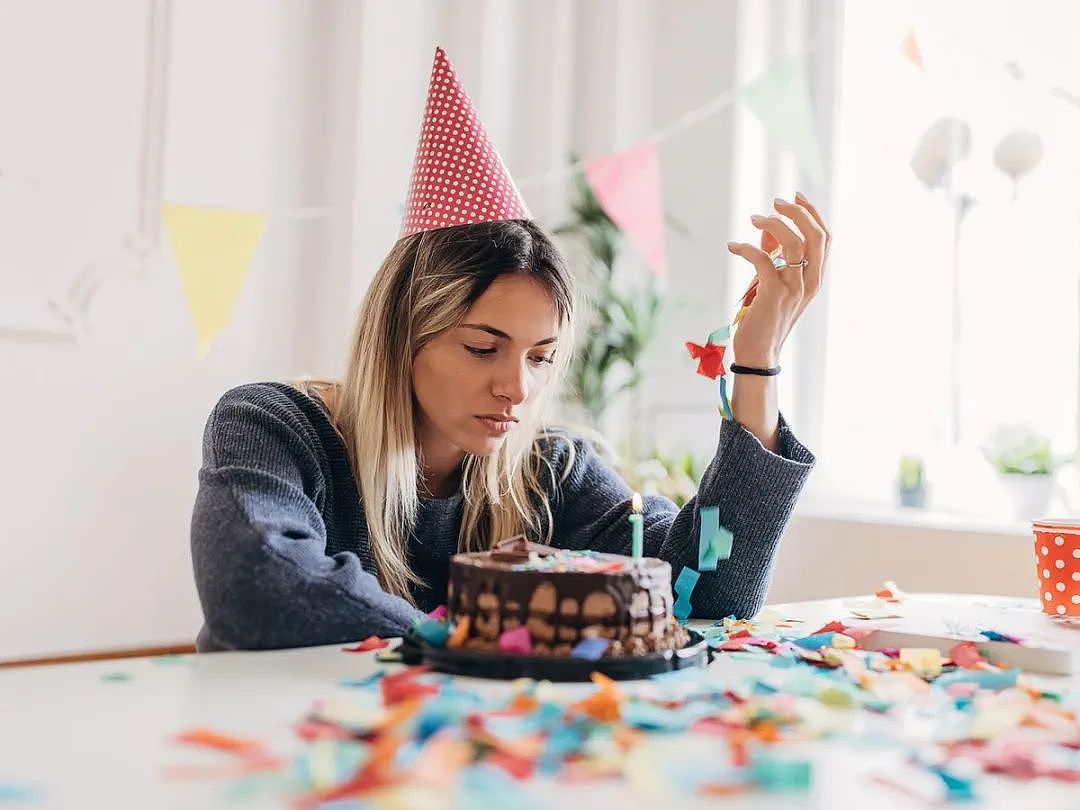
{"left": 730, "top": 364, "right": 781, "bottom": 376}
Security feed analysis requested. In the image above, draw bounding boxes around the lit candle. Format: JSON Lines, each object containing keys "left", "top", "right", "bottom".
{"left": 629, "top": 492, "right": 644, "bottom": 559}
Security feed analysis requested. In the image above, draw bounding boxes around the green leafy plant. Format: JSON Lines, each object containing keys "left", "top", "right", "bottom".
{"left": 898, "top": 454, "right": 924, "bottom": 490}
{"left": 553, "top": 168, "right": 663, "bottom": 426}
{"left": 621, "top": 450, "right": 705, "bottom": 509}
{"left": 980, "top": 423, "right": 1059, "bottom": 476}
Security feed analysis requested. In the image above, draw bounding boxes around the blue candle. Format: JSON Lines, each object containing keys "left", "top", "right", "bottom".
{"left": 629, "top": 492, "right": 644, "bottom": 559}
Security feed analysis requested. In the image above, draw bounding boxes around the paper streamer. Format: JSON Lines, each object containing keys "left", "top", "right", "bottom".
{"left": 707, "top": 325, "right": 731, "bottom": 344}
{"left": 673, "top": 567, "right": 701, "bottom": 624}
{"left": 685, "top": 340, "right": 726, "bottom": 379}
{"left": 686, "top": 327, "right": 734, "bottom": 420}
{"left": 718, "top": 377, "right": 733, "bottom": 422}
{"left": 697, "top": 506, "right": 734, "bottom": 570}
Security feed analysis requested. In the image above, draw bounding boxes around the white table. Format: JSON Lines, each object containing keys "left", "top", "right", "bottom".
{"left": 1, "top": 595, "right": 1077, "bottom": 809}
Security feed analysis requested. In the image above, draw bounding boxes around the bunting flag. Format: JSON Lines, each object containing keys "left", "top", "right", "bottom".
{"left": 741, "top": 58, "right": 826, "bottom": 186}
{"left": 584, "top": 141, "right": 668, "bottom": 278}
{"left": 163, "top": 204, "right": 266, "bottom": 357}
{"left": 901, "top": 29, "right": 924, "bottom": 69}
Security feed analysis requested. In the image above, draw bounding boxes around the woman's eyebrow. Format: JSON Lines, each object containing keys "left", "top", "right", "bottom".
{"left": 460, "top": 323, "right": 558, "bottom": 346}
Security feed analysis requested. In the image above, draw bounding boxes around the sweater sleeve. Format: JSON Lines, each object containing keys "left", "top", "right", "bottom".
{"left": 190, "top": 386, "right": 423, "bottom": 651}
{"left": 545, "top": 413, "right": 815, "bottom": 619}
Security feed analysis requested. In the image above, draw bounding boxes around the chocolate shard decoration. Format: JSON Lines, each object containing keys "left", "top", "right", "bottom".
{"left": 489, "top": 534, "right": 560, "bottom": 562}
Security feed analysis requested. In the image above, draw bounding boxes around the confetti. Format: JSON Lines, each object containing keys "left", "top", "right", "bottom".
{"left": 343, "top": 636, "right": 389, "bottom": 653}
{"left": 161, "top": 605, "right": 1080, "bottom": 808}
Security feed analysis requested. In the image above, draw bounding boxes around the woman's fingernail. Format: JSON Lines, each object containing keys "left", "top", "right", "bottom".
{"left": 795, "top": 190, "right": 806, "bottom": 200}
{"left": 773, "top": 197, "right": 788, "bottom": 207}
{"left": 750, "top": 214, "right": 765, "bottom": 225}
{"left": 726, "top": 242, "right": 737, "bottom": 251}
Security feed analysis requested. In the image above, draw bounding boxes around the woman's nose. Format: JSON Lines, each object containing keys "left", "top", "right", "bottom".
{"left": 492, "top": 360, "right": 529, "bottom": 405}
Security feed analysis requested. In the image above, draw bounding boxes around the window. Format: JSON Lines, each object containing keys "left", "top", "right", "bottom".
{"left": 809, "top": 1, "right": 1080, "bottom": 515}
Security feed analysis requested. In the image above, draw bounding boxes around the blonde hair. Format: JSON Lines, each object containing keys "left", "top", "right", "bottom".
{"left": 303, "top": 220, "right": 578, "bottom": 601}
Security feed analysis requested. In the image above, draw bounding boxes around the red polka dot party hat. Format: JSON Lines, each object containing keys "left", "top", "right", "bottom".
{"left": 399, "top": 46, "right": 531, "bottom": 238}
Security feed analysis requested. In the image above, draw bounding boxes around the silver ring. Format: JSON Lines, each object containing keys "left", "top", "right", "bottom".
{"left": 773, "top": 255, "right": 808, "bottom": 270}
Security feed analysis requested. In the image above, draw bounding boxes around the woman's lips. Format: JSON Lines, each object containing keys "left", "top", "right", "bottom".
{"left": 476, "top": 416, "right": 516, "bottom": 434}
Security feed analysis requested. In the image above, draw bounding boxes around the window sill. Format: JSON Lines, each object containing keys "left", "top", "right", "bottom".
{"left": 793, "top": 495, "right": 1033, "bottom": 539}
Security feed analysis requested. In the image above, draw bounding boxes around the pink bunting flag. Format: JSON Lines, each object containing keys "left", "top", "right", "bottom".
{"left": 584, "top": 141, "right": 668, "bottom": 277}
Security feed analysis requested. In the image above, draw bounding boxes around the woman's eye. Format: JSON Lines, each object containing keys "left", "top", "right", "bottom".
{"left": 465, "top": 345, "right": 496, "bottom": 357}
{"left": 529, "top": 354, "right": 555, "bottom": 366}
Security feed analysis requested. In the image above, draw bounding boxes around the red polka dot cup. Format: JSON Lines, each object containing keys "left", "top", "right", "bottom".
{"left": 1033, "top": 518, "right": 1080, "bottom": 622}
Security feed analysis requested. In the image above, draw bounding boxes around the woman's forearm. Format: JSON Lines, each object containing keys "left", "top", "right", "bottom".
{"left": 730, "top": 373, "right": 780, "bottom": 453}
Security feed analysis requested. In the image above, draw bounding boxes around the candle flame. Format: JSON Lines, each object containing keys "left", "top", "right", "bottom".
{"left": 631, "top": 492, "right": 643, "bottom": 512}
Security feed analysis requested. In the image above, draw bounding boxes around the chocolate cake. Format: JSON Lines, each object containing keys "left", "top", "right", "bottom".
{"left": 446, "top": 535, "right": 690, "bottom": 657}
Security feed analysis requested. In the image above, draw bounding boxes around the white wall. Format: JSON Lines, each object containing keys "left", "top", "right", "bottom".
{"left": 1, "top": 0, "right": 365, "bottom": 659}
{"left": 770, "top": 510, "right": 1037, "bottom": 604}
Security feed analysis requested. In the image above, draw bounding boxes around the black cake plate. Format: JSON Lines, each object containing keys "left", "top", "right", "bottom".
{"left": 394, "top": 629, "right": 713, "bottom": 681}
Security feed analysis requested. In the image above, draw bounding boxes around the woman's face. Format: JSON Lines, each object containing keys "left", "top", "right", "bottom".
{"left": 413, "top": 274, "right": 561, "bottom": 458}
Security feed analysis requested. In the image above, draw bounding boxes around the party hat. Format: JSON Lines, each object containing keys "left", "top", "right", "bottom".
{"left": 399, "top": 46, "right": 530, "bottom": 238}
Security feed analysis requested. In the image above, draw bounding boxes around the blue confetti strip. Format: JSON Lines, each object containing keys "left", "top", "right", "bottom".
{"left": 570, "top": 638, "right": 609, "bottom": 661}
{"left": 751, "top": 752, "right": 813, "bottom": 792}
{"left": 931, "top": 766, "right": 978, "bottom": 802}
{"left": 698, "top": 506, "right": 734, "bottom": 570}
{"left": 412, "top": 618, "right": 451, "bottom": 647}
{"left": 706, "top": 326, "right": 731, "bottom": 344}
{"left": 0, "top": 783, "right": 42, "bottom": 803}
{"left": 718, "top": 375, "right": 733, "bottom": 420}
{"left": 673, "top": 567, "right": 701, "bottom": 624}
{"left": 792, "top": 632, "right": 837, "bottom": 650}
{"left": 934, "top": 668, "right": 1020, "bottom": 690}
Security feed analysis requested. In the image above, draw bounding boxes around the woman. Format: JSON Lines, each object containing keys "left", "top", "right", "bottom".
{"left": 189, "top": 47, "right": 825, "bottom": 652}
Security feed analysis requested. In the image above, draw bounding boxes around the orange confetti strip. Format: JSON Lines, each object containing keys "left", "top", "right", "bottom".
{"left": 447, "top": 617, "right": 470, "bottom": 649}
{"left": 569, "top": 672, "right": 624, "bottom": 723}
{"left": 162, "top": 753, "right": 285, "bottom": 781}
{"left": 297, "top": 733, "right": 404, "bottom": 808}
{"left": 409, "top": 734, "right": 472, "bottom": 789}
{"left": 613, "top": 724, "right": 645, "bottom": 750}
{"left": 174, "top": 728, "right": 264, "bottom": 755}
{"left": 375, "top": 697, "right": 423, "bottom": 735}
{"left": 699, "top": 782, "right": 751, "bottom": 797}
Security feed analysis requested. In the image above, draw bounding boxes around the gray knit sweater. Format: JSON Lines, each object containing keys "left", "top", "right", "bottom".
{"left": 190, "top": 382, "right": 815, "bottom": 652}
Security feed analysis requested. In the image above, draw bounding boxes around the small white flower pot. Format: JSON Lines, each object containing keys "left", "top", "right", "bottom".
{"left": 997, "top": 473, "right": 1054, "bottom": 522}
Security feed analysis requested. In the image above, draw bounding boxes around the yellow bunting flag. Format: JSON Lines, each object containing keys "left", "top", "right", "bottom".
{"left": 162, "top": 204, "right": 267, "bottom": 357}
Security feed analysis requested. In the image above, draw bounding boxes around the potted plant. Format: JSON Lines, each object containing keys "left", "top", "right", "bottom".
{"left": 980, "top": 423, "right": 1062, "bottom": 521}
{"left": 896, "top": 454, "right": 927, "bottom": 508}
{"left": 552, "top": 166, "right": 664, "bottom": 444}
{"left": 622, "top": 450, "right": 703, "bottom": 509}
